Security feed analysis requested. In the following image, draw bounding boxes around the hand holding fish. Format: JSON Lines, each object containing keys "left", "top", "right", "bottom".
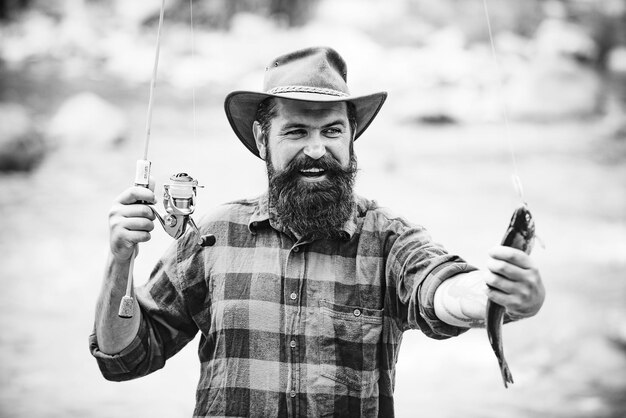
{"left": 432, "top": 248, "right": 544, "bottom": 327}
{"left": 485, "top": 204, "right": 543, "bottom": 387}
{"left": 433, "top": 205, "right": 546, "bottom": 387}
{"left": 485, "top": 245, "right": 545, "bottom": 319}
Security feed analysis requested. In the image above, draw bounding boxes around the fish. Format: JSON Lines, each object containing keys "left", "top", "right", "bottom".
{"left": 486, "top": 204, "right": 536, "bottom": 388}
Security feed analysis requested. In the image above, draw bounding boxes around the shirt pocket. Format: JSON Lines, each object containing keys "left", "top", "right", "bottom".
{"left": 318, "top": 299, "right": 383, "bottom": 391}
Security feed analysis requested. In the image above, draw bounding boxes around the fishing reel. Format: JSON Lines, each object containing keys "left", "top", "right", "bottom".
{"left": 151, "top": 172, "right": 215, "bottom": 247}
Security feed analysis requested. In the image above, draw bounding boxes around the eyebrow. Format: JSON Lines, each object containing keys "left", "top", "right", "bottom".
{"left": 324, "top": 120, "right": 347, "bottom": 128}
{"left": 280, "top": 120, "right": 347, "bottom": 131}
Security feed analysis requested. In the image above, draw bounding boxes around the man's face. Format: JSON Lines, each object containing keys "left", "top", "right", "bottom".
{"left": 253, "top": 99, "right": 357, "bottom": 239}
{"left": 256, "top": 99, "right": 353, "bottom": 174}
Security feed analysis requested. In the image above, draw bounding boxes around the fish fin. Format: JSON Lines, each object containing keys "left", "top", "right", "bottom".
{"left": 500, "top": 360, "right": 515, "bottom": 388}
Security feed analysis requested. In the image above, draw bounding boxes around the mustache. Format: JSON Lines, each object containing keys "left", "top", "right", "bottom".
{"left": 280, "top": 153, "right": 357, "bottom": 178}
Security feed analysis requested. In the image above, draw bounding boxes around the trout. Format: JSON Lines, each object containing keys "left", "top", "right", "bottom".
{"left": 486, "top": 204, "right": 536, "bottom": 388}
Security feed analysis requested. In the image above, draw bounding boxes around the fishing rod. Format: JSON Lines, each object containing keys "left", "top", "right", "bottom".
{"left": 118, "top": 0, "right": 215, "bottom": 319}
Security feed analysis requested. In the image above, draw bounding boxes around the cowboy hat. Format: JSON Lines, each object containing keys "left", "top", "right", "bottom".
{"left": 224, "top": 46, "right": 387, "bottom": 158}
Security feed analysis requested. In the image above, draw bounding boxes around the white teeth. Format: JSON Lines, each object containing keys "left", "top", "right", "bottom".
{"left": 300, "top": 168, "right": 324, "bottom": 173}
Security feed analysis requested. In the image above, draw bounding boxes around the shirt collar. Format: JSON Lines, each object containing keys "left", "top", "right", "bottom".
{"left": 248, "top": 191, "right": 358, "bottom": 241}
{"left": 247, "top": 192, "right": 271, "bottom": 234}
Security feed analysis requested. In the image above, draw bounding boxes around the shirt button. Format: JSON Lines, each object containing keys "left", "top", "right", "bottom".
{"left": 290, "top": 340, "right": 297, "bottom": 348}
{"left": 290, "top": 391, "right": 296, "bottom": 398}
{"left": 353, "top": 309, "right": 361, "bottom": 317}
{"left": 290, "top": 292, "right": 297, "bottom": 300}
{"left": 293, "top": 246, "right": 300, "bottom": 253}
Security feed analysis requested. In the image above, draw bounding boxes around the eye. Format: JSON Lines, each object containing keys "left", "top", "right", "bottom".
{"left": 324, "top": 127, "right": 343, "bottom": 137}
{"left": 284, "top": 129, "right": 306, "bottom": 138}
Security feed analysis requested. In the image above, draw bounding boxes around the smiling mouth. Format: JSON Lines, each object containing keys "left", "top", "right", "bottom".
{"left": 299, "top": 167, "right": 326, "bottom": 178}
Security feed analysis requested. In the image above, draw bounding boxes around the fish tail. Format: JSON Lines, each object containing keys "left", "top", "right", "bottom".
{"left": 499, "top": 357, "right": 515, "bottom": 388}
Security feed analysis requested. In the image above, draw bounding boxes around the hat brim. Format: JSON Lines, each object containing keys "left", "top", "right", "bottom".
{"left": 224, "top": 90, "right": 388, "bottom": 158}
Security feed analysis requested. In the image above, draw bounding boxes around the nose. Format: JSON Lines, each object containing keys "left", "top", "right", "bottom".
{"left": 303, "top": 134, "right": 326, "bottom": 160}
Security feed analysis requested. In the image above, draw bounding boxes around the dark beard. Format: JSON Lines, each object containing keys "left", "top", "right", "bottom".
{"left": 267, "top": 152, "right": 357, "bottom": 240}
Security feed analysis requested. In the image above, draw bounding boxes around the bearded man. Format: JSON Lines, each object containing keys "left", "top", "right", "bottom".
{"left": 91, "top": 47, "right": 545, "bottom": 417}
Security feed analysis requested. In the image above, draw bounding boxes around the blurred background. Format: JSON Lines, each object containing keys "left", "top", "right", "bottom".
{"left": 1, "top": 0, "right": 625, "bottom": 417}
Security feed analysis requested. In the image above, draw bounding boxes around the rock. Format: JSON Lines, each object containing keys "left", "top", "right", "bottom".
{"left": 47, "top": 92, "right": 129, "bottom": 147}
{"left": 0, "top": 103, "right": 47, "bottom": 172}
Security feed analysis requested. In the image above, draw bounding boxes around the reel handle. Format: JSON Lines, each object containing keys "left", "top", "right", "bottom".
{"left": 187, "top": 216, "right": 215, "bottom": 247}
{"left": 200, "top": 234, "right": 216, "bottom": 247}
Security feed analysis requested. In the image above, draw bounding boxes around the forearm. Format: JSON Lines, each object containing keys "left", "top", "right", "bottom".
{"left": 433, "top": 270, "right": 488, "bottom": 328}
{"left": 94, "top": 252, "right": 142, "bottom": 354}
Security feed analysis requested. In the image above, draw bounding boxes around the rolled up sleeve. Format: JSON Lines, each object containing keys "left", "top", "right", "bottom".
{"left": 387, "top": 223, "right": 478, "bottom": 339}
{"left": 89, "top": 315, "right": 153, "bottom": 381}
{"left": 416, "top": 258, "right": 477, "bottom": 338}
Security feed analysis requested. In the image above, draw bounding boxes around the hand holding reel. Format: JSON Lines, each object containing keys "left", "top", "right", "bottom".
{"left": 118, "top": 161, "right": 215, "bottom": 319}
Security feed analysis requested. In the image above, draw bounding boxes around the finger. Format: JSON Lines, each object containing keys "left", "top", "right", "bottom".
{"left": 488, "top": 245, "right": 535, "bottom": 269}
{"left": 129, "top": 229, "right": 152, "bottom": 242}
{"left": 119, "top": 230, "right": 152, "bottom": 245}
{"left": 484, "top": 272, "right": 516, "bottom": 294}
{"left": 118, "top": 217, "right": 155, "bottom": 233}
{"left": 110, "top": 230, "right": 152, "bottom": 258}
{"left": 486, "top": 287, "right": 519, "bottom": 308}
{"left": 487, "top": 286, "right": 539, "bottom": 318}
{"left": 116, "top": 186, "right": 157, "bottom": 205}
{"left": 110, "top": 203, "right": 156, "bottom": 221}
{"left": 486, "top": 257, "right": 528, "bottom": 282}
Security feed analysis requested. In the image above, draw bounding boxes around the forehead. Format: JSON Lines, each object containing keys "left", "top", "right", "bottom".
{"left": 273, "top": 99, "right": 348, "bottom": 122}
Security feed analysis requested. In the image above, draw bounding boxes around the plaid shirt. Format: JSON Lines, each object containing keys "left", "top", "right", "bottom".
{"left": 90, "top": 193, "right": 476, "bottom": 417}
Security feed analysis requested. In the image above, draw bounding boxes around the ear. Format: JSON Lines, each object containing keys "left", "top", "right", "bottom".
{"left": 252, "top": 121, "right": 267, "bottom": 160}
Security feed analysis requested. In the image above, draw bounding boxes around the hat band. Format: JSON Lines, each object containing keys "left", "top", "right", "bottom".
{"left": 267, "top": 85, "right": 349, "bottom": 97}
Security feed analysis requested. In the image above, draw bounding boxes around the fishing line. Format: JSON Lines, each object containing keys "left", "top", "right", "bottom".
{"left": 189, "top": 0, "right": 198, "bottom": 141}
{"left": 480, "top": 2, "right": 546, "bottom": 389}
{"left": 481, "top": 0, "right": 525, "bottom": 202}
